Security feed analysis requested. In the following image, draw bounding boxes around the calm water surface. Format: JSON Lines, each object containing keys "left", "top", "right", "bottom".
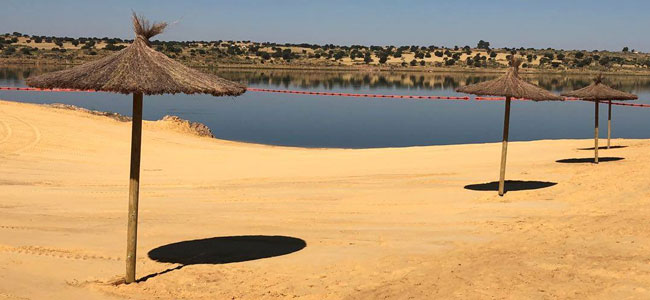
{"left": 1, "top": 66, "right": 649, "bottom": 148}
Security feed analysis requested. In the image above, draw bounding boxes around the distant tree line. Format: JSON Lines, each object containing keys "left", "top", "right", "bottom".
{"left": 2, "top": 33, "right": 650, "bottom": 70}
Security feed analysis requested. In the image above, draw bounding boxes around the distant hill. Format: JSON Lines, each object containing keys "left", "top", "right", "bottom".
{"left": 2, "top": 33, "right": 649, "bottom": 73}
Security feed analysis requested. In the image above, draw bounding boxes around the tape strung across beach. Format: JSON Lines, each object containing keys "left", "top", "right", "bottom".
{"left": 2, "top": 86, "right": 649, "bottom": 108}
{"left": 246, "top": 88, "right": 471, "bottom": 100}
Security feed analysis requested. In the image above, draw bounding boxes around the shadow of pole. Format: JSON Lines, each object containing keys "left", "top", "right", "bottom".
{"left": 137, "top": 265, "right": 184, "bottom": 283}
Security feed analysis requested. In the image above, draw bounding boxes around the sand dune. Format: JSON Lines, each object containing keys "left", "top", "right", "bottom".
{"left": 1, "top": 99, "right": 649, "bottom": 299}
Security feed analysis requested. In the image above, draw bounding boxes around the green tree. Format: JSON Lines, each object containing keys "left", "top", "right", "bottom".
{"left": 3, "top": 46, "right": 16, "bottom": 55}
{"left": 81, "top": 40, "right": 95, "bottom": 49}
{"left": 104, "top": 44, "right": 126, "bottom": 51}
{"left": 477, "top": 40, "right": 490, "bottom": 49}
{"left": 364, "top": 52, "right": 373, "bottom": 64}
{"left": 599, "top": 56, "right": 610, "bottom": 66}
{"left": 259, "top": 52, "right": 271, "bottom": 60}
{"left": 280, "top": 48, "right": 293, "bottom": 60}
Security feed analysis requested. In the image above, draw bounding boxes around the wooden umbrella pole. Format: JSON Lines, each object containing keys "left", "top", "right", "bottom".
{"left": 498, "top": 96, "right": 511, "bottom": 196}
{"left": 126, "top": 92, "right": 143, "bottom": 284}
{"left": 607, "top": 100, "right": 612, "bottom": 149}
{"left": 594, "top": 100, "right": 599, "bottom": 164}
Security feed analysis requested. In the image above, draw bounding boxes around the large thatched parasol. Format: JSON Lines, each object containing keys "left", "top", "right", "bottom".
{"left": 456, "top": 57, "right": 563, "bottom": 196}
{"left": 561, "top": 75, "right": 637, "bottom": 163}
{"left": 27, "top": 14, "right": 246, "bottom": 284}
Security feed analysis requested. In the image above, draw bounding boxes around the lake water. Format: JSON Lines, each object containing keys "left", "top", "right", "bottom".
{"left": 1, "top": 66, "right": 649, "bottom": 148}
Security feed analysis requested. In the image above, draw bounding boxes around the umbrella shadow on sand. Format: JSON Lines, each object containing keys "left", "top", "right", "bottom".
{"left": 139, "top": 235, "right": 306, "bottom": 282}
{"left": 464, "top": 180, "right": 557, "bottom": 194}
{"left": 556, "top": 157, "right": 624, "bottom": 164}
{"left": 577, "top": 145, "right": 627, "bottom": 151}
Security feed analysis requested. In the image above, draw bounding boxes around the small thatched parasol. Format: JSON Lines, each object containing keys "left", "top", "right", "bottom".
{"left": 561, "top": 75, "right": 637, "bottom": 163}
{"left": 456, "top": 57, "right": 563, "bottom": 196}
{"left": 27, "top": 13, "right": 246, "bottom": 284}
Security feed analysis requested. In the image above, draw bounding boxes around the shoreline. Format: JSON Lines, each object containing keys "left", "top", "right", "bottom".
{"left": 3, "top": 99, "right": 648, "bottom": 150}
{"left": 2, "top": 98, "right": 650, "bottom": 299}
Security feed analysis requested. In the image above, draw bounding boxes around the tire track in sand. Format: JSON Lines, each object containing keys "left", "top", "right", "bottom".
{"left": 0, "top": 245, "right": 121, "bottom": 262}
{"left": 0, "top": 224, "right": 87, "bottom": 233}
{"left": 0, "top": 111, "right": 41, "bottom": 156}
{"left": 0, "top": 117, "right": 12, "bottom": 145}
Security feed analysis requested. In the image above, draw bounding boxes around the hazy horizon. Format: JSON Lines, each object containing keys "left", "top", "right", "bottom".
{"left": 2, "top": 0, "right": 649, "bottom": 52}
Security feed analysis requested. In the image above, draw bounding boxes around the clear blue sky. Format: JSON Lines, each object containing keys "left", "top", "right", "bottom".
{"left": 2, "top": 0, "right": 649, "bottom": 51}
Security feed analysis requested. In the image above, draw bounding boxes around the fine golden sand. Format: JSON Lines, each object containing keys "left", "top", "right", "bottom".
{"left": 1, "top": 99, "right": 650, "bottom": 299}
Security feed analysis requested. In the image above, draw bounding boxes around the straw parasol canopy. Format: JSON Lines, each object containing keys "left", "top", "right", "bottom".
{"left": 561, "top": 75, "right": 638, "bottom": 101}
{"left": 456, "top": 57, "right": 563, "bottom": 196}
{"left": 27, "top": 14, "right": 246, "bottom": 96}
{"left": 456, "top": 58, "right": 563, "bottom": 101}
{"left": 27, "top": 13, "right": 246, "bottom": 284}
{"left": 561, "top": 75, "right": 637, "bottom": 162}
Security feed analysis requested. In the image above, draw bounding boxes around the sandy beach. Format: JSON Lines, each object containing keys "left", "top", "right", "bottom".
{"left": 1, "top": 99, "right": 650, "bottom": 299}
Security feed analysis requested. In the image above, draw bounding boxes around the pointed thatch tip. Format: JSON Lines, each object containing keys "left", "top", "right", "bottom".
{"left": 593, "top": 73, "right": 603, "bottom": 85}
{"left": 509, "top": 56, "right": 522, "bottom": 68}
{"left": 508, "top": 56, "right": 522, "bottom": 76}
{"left": 132, "top": 12, "right": 167, "bottom": 45}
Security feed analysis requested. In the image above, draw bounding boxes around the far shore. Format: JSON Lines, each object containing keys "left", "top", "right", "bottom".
{"left": 4, "top": 58, "right": 650, "bottom": 76}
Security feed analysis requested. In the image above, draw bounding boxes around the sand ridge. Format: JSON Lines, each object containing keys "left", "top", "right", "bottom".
{"left": 0, "top": 99, "right": 649, "bottom": 299}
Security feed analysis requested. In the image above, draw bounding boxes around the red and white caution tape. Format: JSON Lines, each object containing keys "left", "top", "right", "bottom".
{"left": 246, "top": 88, "right": 470, "bottom": 100}
{"left": 0, "top": 86, "right": 96, "bottom": 92}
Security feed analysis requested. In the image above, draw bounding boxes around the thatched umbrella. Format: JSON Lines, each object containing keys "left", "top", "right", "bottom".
{"left": 26, "top": 14, "right": 246, "bottom": 283}
{"left": 561, "top": 75, "right": 637, "bottom": 163}
{"left": 456, "top": 58, "right": 563, "bottom": 196}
